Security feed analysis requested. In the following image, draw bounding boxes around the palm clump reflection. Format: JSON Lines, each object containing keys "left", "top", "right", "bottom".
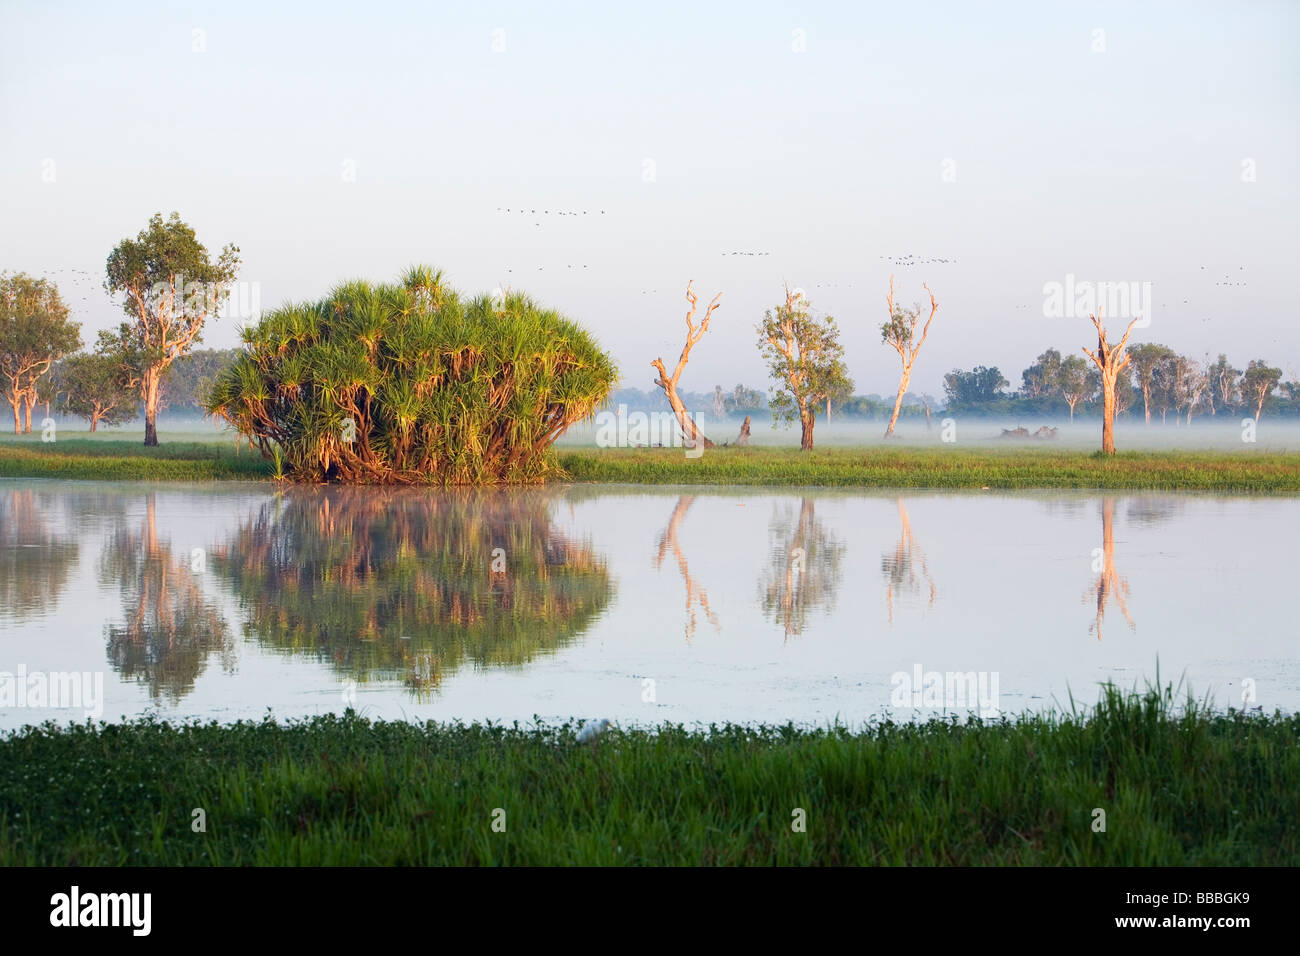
{"left": 210, "top": 488, "right": 611, "bottom": 693}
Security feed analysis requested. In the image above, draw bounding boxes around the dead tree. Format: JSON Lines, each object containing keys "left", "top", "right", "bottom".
{"left": 652, "top": 281, "right": 720, "bottom": 451}
{"left": 1082, "top": 308, "right": 1140, "bottom": 455}
{"left": 882, "top": 276, "right": 938, "bottom": 438}
{"left": 736, "top": 415, "right": 751, "bottom": 446}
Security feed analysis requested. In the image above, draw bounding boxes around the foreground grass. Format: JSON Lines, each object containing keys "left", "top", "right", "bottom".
{"left": 558, "top": 446, "right": 1300, "bottom": 492}
{"left": 2, "top": 437, "right": 1297, "bottom": 491}
{"left": 1, "top": 684, "right": 1295, "bottom": 865}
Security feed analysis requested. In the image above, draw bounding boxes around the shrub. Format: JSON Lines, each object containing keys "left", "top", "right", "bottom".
{"left": 205, "top": 266, "right": 617, "bottom": 483}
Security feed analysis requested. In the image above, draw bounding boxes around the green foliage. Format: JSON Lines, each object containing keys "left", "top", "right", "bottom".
{"left": 1, "top": 682, "right": 1297, "bottom": 865}
{"left": 206, "top": 267, "right": 617, "bottom": 484}
{"left": 723, "top": 383, "right": 767, "bottom": 414}
{"left": 756, "top": 292, "right": 852, "bottom": 435}
{"left": 105, "top": 212, "right": 241, "bottom": 444}
{"left": 104, "top": 212, "right": 241, "bottom": 356}
{"left": 1020, "top": 348, "right": 1063, "bottom": 399}
{"left": 1242, "top": 359, "right": 1283, "bottom": 418}
{"left": 57, "top": 334, "right": 138, "bottom": 429}
{"left": 942, "top": 365, "right": 1009, "bottom": 408}
{"left": 0, "top": 273, "right": 81, "bottom": 426}
{"left": 162, "top": 347, "right": 241, "bottom": 414}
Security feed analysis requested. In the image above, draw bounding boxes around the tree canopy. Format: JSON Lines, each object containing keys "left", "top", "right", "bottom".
{"left": 206, "top": 266, "right": 617, "bottom": 484}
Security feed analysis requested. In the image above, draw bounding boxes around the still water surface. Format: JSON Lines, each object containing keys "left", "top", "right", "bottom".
{"left": 1, "top": 480, "right": 1295, "bottom": 730}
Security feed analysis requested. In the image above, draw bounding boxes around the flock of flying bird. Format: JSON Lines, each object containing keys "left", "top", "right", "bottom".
{"left": 880, "top": 254, "right": 957, "bottom": 267}
{"left": 496, "top": 207, "right": 604, "bottom": 226}
{"left": 25, "top": 234, "right": 1257, "bottom": 341}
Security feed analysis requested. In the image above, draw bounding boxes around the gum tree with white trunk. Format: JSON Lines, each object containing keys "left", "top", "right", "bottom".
{"left": 106, "top": 212, "right": 240, "bottom": 446}
{"left": 881, "top": 276, "right": 938, "bottom": 438}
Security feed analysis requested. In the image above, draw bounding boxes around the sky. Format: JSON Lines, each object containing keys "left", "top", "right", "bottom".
{"left": 2, "top": 0, "right": 1297, "bottom": 398}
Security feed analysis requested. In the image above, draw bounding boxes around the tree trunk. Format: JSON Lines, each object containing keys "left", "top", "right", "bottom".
{"left": 885, "top": 373, "right": 910, "bottom": 438}
{"left": 736, "top": 415, "right": 751, "bottom": 447}
{"left": 143, "top": 366, "right": 161, "bottom": 446}
{"left": 1142, "top": 386, "right": 1151, "bottom": 424}
{"left": 1101, "top": 374, "right": 1117, "bottom": 455}
{"left": 799, "top": 404, "right": 814, "bottom": 450}
{"left": 8, "top": 387, "right": 19, "bottom": 434}
{"left": 90, "top": 411, "right": 100, "bottom": 433}
{"left": 22, "top": 394, "right": 33, "bottom": 434}
{"left": 1068, "top": 401, "right": 1076, "bottom": 422}
{"left": 661, "top": 383, "right": 713, "bottom": 450}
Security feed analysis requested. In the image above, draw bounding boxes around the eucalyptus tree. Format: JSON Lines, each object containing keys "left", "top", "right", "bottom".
{"left": 757, "top": 287, "right": 852, "bottom": 450}
{"left": 1126, "top": 343, "right": 1175, "bottom": 425}
{"left": 105, "top": 212, "right": 240, "bottom": 445}
{"left": 0, "top": 273, "right": 81, "bottom": 433}
{"left": 1058, "top": 354, "right": 1097, "bottom": 422}
{"left": 59, "top": 333, "right": 138, "bottom": 431}
{"left": 880, "top": 276, "right": 938, "bottom": 438}
{"left": 1020, "top": 348, "right": 1063, "bottom": 401}
{"left": 1241, "top": 360, "right": 1282, "bottom": 422}
{"left": 1207, "top": 354, "right": 1240, "bottom": 415}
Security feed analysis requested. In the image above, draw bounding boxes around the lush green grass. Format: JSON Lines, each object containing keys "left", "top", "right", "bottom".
{"left": 0, "top": 684, "right": 1295, "bottom": 865}
{"left": 0, "top": 437, "right": 271, "bottom": 481}
{"left": 2, "top": 436, "right": 1297, "bottom": 491}
{"left": 558, "top": 446, "right": 1300, "bottom": 492}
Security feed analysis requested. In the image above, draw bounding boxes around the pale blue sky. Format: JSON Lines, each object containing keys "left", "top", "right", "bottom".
{"left": 2, "top": 0, "right": 1297, "bottom": 396}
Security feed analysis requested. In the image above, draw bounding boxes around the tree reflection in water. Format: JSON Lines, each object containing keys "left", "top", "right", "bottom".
{"left": 210, "top": 488, "right": 612, "bottom": 694}
{"left": 654, "top": 495, "right": 720, "bottom": 642}
{"left": 759, "top": 497, "right": 845, "bottom": 639}
{"left": 0, "top": 488, "right": 79, "bottom": 623}
{"left": 1086, "top": 497, "right": 1134, "bottom": 640}
{"left": 100, "top": 493, "right": 233, "bottom": 703}
{"left": 880, "top": 498, "right": 936, "bottom": 624}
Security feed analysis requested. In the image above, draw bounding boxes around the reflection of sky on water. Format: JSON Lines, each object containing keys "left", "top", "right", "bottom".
{"left": 1, "top": 480, "right": 1296, "bottom": 730}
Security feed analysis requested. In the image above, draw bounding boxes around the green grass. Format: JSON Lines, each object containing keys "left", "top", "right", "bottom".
{"left": 0, "top": 683, "right": 1295, "bottom": 865}
{"left": 0, "top": 436, "right": 271, "bottom": 481}
{"left": 2, "top": 436, "right": 1297, "bottom": 491}
{"left": 558, "top": 446, "right": 1300, "bottom": 492}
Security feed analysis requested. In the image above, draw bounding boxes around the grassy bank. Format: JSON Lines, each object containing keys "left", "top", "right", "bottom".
{"left": 1, "top": 685, "right": 1295, "bottom": 865}
{"left": 2, "top": 437, "right": 1297, "bottom": 491}
{"left": 0, "top": 437, "right": 270, "bottom": 481}
{"left": 558, "top": 446, "right": 1300, "bottom": 492}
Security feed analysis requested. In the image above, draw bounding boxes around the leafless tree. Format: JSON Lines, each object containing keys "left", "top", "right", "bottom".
{"left": 652, "top": 282, "right": 721, "bottom": 451}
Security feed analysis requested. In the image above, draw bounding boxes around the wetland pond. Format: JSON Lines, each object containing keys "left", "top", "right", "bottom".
{"left": 1, "top": 480, "right": 1296, "bottom": 730}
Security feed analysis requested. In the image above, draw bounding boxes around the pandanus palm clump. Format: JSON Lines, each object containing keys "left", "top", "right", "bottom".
{"left": 205, "top": 266, "right": 617, "bottom": 483}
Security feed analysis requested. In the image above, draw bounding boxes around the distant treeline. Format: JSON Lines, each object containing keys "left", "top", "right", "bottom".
{"left": 16, "top": 346, "right": 1297, "bottom": 431}
{"left": 15, "top": 348, "right": 242, "bottom": 426}
{"left": 941, "top": 348, "right": 1298, "bottom": 421}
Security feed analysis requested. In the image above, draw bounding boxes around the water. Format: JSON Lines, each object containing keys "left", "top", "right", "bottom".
{"left": 1, "top": 479, "right": 1296, "bottom": 731}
